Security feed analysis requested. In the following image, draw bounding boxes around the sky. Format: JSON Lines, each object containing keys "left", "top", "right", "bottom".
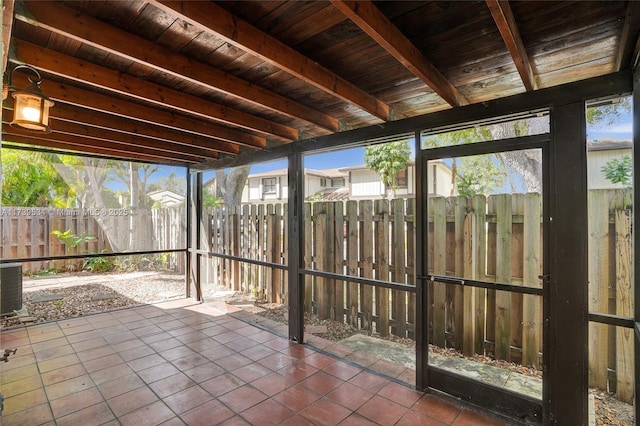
{"left": 587, "top": 101, "right": 633, "bottom": 140}
{"left": 247, "top": 106, "right": 634, "bottom": 176}
{"left": 587, "top": 121, "right": 633, "bottom": 140}
{"left": 249, "top": 146, "right": 367, "bottom": 175}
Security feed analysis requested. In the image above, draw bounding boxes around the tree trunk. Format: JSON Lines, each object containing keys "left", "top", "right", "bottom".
{"left": 489, "top": 118, "right": 547, "bottom": 193}
{"left": 129, "top": 162, "right": 140, "bottom": 251}
{"left": 82, "top": 158, "right": 121, "bottom": 252}
{"left": 216, "top": 165, "right": 251, "bottom": 206}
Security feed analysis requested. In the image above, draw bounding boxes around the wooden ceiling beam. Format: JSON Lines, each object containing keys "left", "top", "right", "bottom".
{"left": 148, "top": 0, "right": 390, "bottom": 122}
{"left": 50, "top": 103, "right": 227, "bottom": 155}
{"left": 14, "top": 39, "right": 286, "bottom": 144}
{"left": 2, "top": 0, "right": 14, "bottom": 74}
{"left": 2, "top": 109, "right": 214, "bottom": 161}
{"left": 48, "top": 120, "right": 215, "bottom": 161}
{"left": 486, "top": 0, "right": 538, "bottom": 91}
{"left": 18, "top": 1, "right": 337, "bottom": 133}
{"left": 8, "top": 65, "right": 266, "bottom": 150}
{"left": 615, "top": 0, "right": 640, "bottom": 71}
{"left": 1, "top": 126, "right": 200, "bottom": 164}
{"left": 331, "top": 0, "right": 468, "bottom": 108}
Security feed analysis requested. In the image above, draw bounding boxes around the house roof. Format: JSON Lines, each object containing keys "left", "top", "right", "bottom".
{"left": 3, "top": 1, "right": 638, "bottom": 166}
{"left": 339, "top": 159, "right": 424, "bottom": 172}
{"left": 247, "top": 167, "right": 346, "bottom": 179}
{"left": 307, "top": 187, "right": 350, "bottom": 201}
{"left": 147, "top": 189, "right": 185, "bottom": 206}
{"left": 587, "top": 138, "right": 633, "bottom": 151}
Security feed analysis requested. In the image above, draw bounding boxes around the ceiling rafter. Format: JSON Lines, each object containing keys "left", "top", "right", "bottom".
{"left": 1, "top": 126, "right": 203, "bottom": 164}
{"left": 17, "top": 1, "right": 337, "bottom": 134}
{"left": 7, "top": 65, "right": 254, "bottom": 153}
{"left": 615, "top": 0, "right": 640, "bottom": 71}
{"left": 147, "top": 0, "right": 390, "bottom": 122}
{"left": 486, "top": 0, "right": 538, "bottom": 91}
{"left": 49, "top": 122, "right": 213, "bottom": 161}
{"left": 331, "top": 0, "right": 468, "bottom": 108}
{"left": 1, "top": 0, "right": 14, "bottom": 72}
{"left": 51, "top": 103, "right": 227, "bottom": 154}
{"left": 1, "top": 110, "right": 215, "bottom": 162}
{"left": 14, "top": 39, "right": 289, "bottom": 144}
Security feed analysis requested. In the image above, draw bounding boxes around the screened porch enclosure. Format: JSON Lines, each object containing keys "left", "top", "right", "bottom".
{"left": 193, "top": 74, "right": 639, "bottom": 424}
{"left": 2, "top": 1, "right": 640, "bottom": 424}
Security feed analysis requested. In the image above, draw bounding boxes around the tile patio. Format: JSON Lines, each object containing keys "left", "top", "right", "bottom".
{"left": 1, "top": 299, "right": 510, "bottom": 425}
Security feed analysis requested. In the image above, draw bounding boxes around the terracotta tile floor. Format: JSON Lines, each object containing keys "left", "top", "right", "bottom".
{"left": 0, "top": 299, "right": 510, "bottom": 426}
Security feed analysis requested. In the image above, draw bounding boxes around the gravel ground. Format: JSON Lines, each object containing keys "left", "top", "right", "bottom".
{"left": 1, "top": 271, "right": 187, "bottom": 328}
{"left": 0, "top": 271, "right": 633, "bottom": 425}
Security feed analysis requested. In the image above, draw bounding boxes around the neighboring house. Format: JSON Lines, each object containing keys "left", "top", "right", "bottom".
{"left": 587, "top": 138, "right": 632, "bottom": 189}
{"left": 339, "top": 160, "right": 453, "bottom": 199}
{"left": 241, "top": 168, "right": 348, "bottom": 203}
{"left": 147, "top": 189, "right": 185, "bottom": 207}
{"left": 236, "top": 160, "right": 455, "bottom": 203}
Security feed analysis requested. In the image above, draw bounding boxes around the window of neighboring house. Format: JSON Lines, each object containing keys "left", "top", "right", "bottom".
{"left": 262, "top": 177, "right": 277, "bottom": 194}
{"left": 394, "top": 169, "right": 408, "bottom": 188}
{"left": 320, "top": 178, "right": 327, "bottom": 187}
{"left": 332, "top": 177, "right": 345, "bottom": 187}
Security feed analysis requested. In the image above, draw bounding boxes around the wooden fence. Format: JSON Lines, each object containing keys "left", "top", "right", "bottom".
{"left": 206, "top": 191, "right": 633, "bottom": 402}
{"left": 587, "top": 190, "right": 633, "bottom": 403}
{"left": 0, "top": 207, "right": 186, "bottom": 273}
{"left": 204, "top": 204, "right": 288, "bottom": 303}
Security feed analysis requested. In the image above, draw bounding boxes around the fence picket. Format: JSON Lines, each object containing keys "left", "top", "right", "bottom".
{"left": 406, "top": 199, "right": 416, "bottom": 339}
{"left": 392, "top": 199, "right": 407, "bottom": 337}
{"left": 432, "top": 196, "right": 447, "bottom": 347}
{"left": 453, "top": 196, "right": 466, "bottom": 351}
{"left": 326, "top": 201, "right": 336, "bottom": 320}
{"left": 304, "top": 202, "right": 313, "bottom": 314}
{"left": 346, "top": 201, "right": 359, "bottom": 327}
{"left": 313, "top": 202, "right": 328, "bottom": 318}
{"left": 462, "top": 206, "right": 475, "bottom": 356}
{"left": 510, "top": 195, "right": 524, "bottom": 364}
{"left": 375, "top": 199, "right": 390, "bottom": 337}
{"left": 523, "top": 193, "right": 542, "bottom": 368}
{"left": 360, "top": 200, "right": 374, "bottom": 332}
{"left": 588, "top": 190, "right": 610, "bottom": 389}
{"left": 614, "top": 208, "right": 633, "bottom": 403}
{"left": 494, "top": 194, "right": 513, "bottom": 361}
{"left": 334, "top": 202, "right": 345, "bottom": 322}
{"left": 470, "top": 195, "right": 486, "bottom": 354}
{"left": 274, "top": 204, "right": 283, "bottom": 303}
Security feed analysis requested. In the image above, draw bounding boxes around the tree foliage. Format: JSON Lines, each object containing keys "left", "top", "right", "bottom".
{"left": 601, "top": 155, "right": 632, "bottom": 189}
{"left": 423, "top": 118, "right": 547, "bottom": 194}
{"left": 1, "top": 150, "right": 69, "bottom": 206}
{"left": 148, "top": 172, "right": 186, "bottom": 196}
{"left": 203, "top": 188, "right": 223, "bottom": 207}
{"left": 586, "top": 98, "right": 631, "bottom": 127}
{"left": 110, "top": 162, "right": 158, "bottom": 208}
{"left": 456, "top": 155, "right": 506, "bottom": 196}
{"left": 364, "top": 140, "right": 411, "bottom": 197}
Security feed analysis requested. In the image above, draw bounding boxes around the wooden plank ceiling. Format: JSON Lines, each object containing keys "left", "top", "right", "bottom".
{"left": 2, "top": 0, "right": 639, "bottom": 166}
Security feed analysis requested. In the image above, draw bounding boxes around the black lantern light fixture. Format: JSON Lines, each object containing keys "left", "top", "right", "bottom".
{"left": 5, "top": 64, "right": 54, "bottom": 133}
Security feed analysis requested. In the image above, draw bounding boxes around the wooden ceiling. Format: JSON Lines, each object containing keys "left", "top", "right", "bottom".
{"left": 2, "top": 1, "right": 639, "bottom": 166}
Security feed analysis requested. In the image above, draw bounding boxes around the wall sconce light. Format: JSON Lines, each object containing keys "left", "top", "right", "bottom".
{"left": 6, "top": 65, "right": 54, "bottom": 133}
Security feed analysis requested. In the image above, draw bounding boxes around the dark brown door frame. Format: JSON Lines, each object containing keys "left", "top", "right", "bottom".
{"left": 547, "top": 102, "right": 589, "bottom": 425}
{"left": 415, "top": 133, "right": 548, "bottom": 424}
{"left": 633, "top": 66, "right": 640, "bottom": 426}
